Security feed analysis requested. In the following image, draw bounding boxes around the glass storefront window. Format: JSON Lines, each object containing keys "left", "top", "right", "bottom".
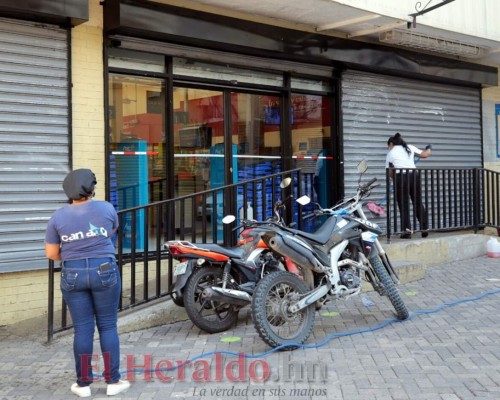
{"left": 232, "top": 92, "right": 282, "bottom": 220}
{"left": 291, "top": 93, "right": 332, "bottom": 228}
{"left": 173, "top": 87, "right": 224, "bottom": 190}
{"left": 173, "top": 87, "right": 224, "bottom": 237}
{"left": 108, "top": 74, "right": 165, "bottom": 248}
{"left": 107, "top": 57, "right": 336, "bottom": 240}
{"left": 173, "top": 58, "right": 283, "bottom": 87}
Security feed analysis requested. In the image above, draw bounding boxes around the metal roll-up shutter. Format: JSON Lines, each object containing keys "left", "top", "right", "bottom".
{"left": 341, "top": 70, "right": 481, "bottom": 227}
{"left": 0, "top": 19, "right": 69, "bottom": 272}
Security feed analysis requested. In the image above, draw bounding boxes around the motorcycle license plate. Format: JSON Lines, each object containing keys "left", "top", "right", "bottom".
{"left": 174, "top": 261, "right": 188, "bottom": 277}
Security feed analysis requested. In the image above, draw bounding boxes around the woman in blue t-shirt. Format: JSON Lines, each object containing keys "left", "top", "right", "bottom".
{"left": 45, "top": 169, "right": 130, "bottom": 397}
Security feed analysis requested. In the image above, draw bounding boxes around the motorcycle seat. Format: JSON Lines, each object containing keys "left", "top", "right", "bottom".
{"left": 194, "top": 243, "right": 245, "bottom": 259}
{"left": 288, "top": 215, "right": 340, "bottom": 245}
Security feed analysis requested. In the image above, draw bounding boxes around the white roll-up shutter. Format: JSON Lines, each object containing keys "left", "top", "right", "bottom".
{"left": 342, "top": 70, "right": 481, "bottom": 227}
{"left": 0, "top": 19, "right": 69, "bottom": 272}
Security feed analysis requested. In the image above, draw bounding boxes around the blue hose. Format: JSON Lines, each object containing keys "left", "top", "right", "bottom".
{"left": 113, "top": 286, "right": 500, "bottom": 377}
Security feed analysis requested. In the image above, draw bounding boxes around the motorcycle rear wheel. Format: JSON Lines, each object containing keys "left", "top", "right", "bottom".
{"left": 184, "top": 266, "right": 239, "bottom": 333}
{"left": 252, "top": 270, "right": 315, "bottom": 349}
{"left": 369, "top": 255, "right": 409, "bottom": 320}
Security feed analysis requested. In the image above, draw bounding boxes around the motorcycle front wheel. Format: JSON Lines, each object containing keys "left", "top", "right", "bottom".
{"left": 184, "top": 266, "right": 239, "bottom": 333}
{"left": 369, "top": 255, "right": 409, "bottom": 320}
{"left": 252, "top": 270, "right": 315, "bottom": 349}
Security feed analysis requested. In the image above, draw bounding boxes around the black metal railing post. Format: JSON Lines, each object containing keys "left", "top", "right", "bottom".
{"left": 386, "top": 167, "right": 392, "bottom": 242}
{"left": 473, "top": 168, "right": 480, "bottom": 233}
{"left": 47, "top": 259, "right": 55, "bottom": 343}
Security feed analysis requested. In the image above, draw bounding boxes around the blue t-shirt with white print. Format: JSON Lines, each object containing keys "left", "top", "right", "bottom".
{"left": 45, "top": 200, "right": 119, "bottom": 261}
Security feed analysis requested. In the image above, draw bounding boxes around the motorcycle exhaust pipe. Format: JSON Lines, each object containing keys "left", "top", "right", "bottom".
{"left": 204, "top": 287, "right": 252, "bottom": 306}
{"left": 267, "top": 235, "right": 325, "bottom": 273}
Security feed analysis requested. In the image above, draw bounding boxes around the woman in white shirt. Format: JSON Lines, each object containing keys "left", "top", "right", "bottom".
{"left": 386, "top": 133, "right": 432, "bottom": 239}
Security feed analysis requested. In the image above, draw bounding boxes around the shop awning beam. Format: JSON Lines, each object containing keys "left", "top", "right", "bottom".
{"left": 316, "top": 14, "right": 380, "bottom": 32}
{"left": 348, "top": 21, "right": 407, "bottom": 38}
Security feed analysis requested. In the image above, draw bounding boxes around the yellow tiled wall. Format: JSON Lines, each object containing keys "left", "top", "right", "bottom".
{"left": 0, "top": 270, "right": 61, "bottom": 325}
{"left": 71, "top": 0, "right": 105, "bottom": 197}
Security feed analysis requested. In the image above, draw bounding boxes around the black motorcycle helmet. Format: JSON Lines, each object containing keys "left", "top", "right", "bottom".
{"left": 62, "top": 169, "right": 97, "bottom": 200}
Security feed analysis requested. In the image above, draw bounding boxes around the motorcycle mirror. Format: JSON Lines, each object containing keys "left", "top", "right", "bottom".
{"left": 222, "top": 215, "right": 236, "bottom": 224}
{"left": 280, "top": 177, "right": 292, "bottom": 189}
{"left": 357, "top": 159, "right": 368, "bottom": 174}
{"left": 296, "top": 195, "right": 311, "bottom": 206}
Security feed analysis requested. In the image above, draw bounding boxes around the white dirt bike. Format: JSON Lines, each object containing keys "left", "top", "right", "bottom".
{"left": 250, "top": 160, "right": 409, "bottom": 348}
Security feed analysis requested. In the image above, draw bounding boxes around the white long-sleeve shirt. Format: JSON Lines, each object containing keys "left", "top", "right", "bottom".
{"left": 385, "top": 144, "right": 423, "bottom": 169}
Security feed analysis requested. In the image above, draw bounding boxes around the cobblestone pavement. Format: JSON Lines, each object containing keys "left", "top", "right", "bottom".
{"left": 1, "top": 256, "right": 500, "bottom": 400}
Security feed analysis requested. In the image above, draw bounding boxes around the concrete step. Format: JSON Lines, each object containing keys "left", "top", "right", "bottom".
{"left": 391, "top": 259, "right": 425, "bottom": 284}
{"left": 361, "top": 259, "right": 424, "bottom": 293}
{"left": 383, "top": 232, "right": 490, "bottom": 268}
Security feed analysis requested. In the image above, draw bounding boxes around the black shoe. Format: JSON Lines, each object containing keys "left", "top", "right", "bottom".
{"left": 421, "top": 232, "right": 428, "bottom": 238}
{"left": 400, "top": 233, "right": 412, "bottom": 239}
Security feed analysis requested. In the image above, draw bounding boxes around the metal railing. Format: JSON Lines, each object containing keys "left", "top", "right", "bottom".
{"left": 48, "top": 166, "right": 500, "bottom": 340}
{"left": 386, "top": 167, "right": 500, "bottom": 240}
{"left": 48, "top": 168, "right": 314, "bottom": 341}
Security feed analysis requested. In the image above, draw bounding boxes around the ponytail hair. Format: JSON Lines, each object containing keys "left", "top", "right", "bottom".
{"left": 387, "top": 132, "right": 410, "bottom": 155}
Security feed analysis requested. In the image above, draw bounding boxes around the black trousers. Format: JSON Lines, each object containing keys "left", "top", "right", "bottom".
{"left": 394, "top": 171, "right": 428, "bottom": 232}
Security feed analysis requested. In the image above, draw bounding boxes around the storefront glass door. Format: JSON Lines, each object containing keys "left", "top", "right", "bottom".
{"left": 172, "top": 87, "right": 224, "bottom": 228}
{"left": 108, "top": 74, "right": 166, "bottom": 248}
{"left": 231, "top": 92, "right": 281, "bottom": 220}
{"left": 108, "top": 56, "right": 336, "bottom": 242}
{"left": 291, "top": 93, "right": 332, "bottom": 229}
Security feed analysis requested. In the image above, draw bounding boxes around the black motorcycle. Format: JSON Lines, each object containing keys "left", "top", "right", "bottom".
{"left": 250, "top": 160, "right": 409, "bottom": 348}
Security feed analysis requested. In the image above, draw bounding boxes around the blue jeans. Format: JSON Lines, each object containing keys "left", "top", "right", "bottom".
{"left": 61, "top": 257, "right": 121, "bottom": 386}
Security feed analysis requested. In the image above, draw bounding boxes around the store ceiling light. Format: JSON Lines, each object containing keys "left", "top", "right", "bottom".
{"left": 379, "top": 30, "right": 488, "bottom": 58}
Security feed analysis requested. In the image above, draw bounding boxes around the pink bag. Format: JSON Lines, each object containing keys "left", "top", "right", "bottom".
{"left": 367, "top": 202, "right": 386, "bottom": 217}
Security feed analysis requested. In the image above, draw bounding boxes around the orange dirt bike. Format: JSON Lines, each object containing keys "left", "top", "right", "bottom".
{"left": 163, "top": 178, "right": 300, "bottom": 333}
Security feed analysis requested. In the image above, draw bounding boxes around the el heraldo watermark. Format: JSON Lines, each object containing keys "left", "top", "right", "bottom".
{"left": 82, "top": 352, "right": 329, "bottom": 384}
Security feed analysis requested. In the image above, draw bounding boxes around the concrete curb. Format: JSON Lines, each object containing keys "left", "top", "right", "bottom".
{"left": 118, "top": 298, "right": 190, "bottom": 334}
{"left": 384, "top": 233, "right": 489, "bottom": 268}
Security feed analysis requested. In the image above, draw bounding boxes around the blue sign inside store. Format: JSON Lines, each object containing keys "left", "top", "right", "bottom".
{"left": 496, "top": 104, "right": 500, "bottom": 158}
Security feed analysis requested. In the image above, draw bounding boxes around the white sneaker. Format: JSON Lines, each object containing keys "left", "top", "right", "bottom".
{"left": 71, "top": 383, "right": 91, "bottom": 397}
{"left": 106, "top": 380, "right": 131, "bottom": 396}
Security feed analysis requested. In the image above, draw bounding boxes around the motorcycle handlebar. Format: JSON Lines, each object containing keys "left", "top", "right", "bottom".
{"left": 233, "top": 217, "right": 285, "bottom": 232}
{"left": 361, "top": 177, "right": 377, "bottom": 190}
{"left": 235, "top": 175, "right": 377, "bottom": 230}
{"left": 314, "top": 176, "right": 378, "bottom": 216}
